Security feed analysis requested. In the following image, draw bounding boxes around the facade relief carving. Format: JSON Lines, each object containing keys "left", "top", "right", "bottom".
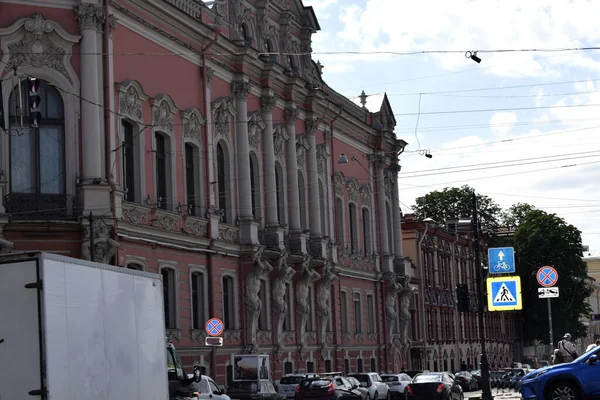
{"left": 316, "top": 144, "right": 326, "bottom": 175}
{"left": 260, "top": 95, "right": 276, "bottom": 113}
{"left": 316, "top": 262, "right": 339, "bottom": 347}
{"left": 151, "top": 94, "right": 177, "bottom": 134}
{"left": 360, "top": 183, "right": 372, "bottom": 205}
{"left": 334, "top": 172, "right": 346, "bottom": 197}
{"left": 385, "top": 274, "right": 403, "bottom": 348}
{"left": 245, "top": 246, "right": 273, "bottom": 353}
{"left": 296, "top": 134, "right": 309, "bottom": 168}
{"left": 232, "top": 80, "right": 251, "bottom": 99}
{"left": 346, "top": 178, "right": 360, "bottom": 203}
{"left": 304, "top": 117, "right": 320, "bottom": 136}
{"left": 398, "top": 282, "right": 418, "bottom": 350}
{"left": 248, "top": 111, "right": 265, "bottom": 152}
{"left": 296, "top": 256, "right": 320, "bottom": 356}
{"left": 231, "top": 0, "right": 251, "bottom": 42}
{"left": 180, "top": 108, "right": 204, "bottom": 143}
{"left": 0, "top": 12, "right": 80, "bottom": 80}
{"left": 74, "top": 4, "right": 112, "bottom": 31}
{"left": 273, "top": 124, "right": 288, "bottom": 161}
{"left": 81, "top": 218, "right": 120, "bottom": 264}
{"left": 284, "top": 107, "right": 299, "bottom": 124}
{"left": 212, "top": 97, "right": 235, "bottom": 140}
{"left": 117, "top": 79, "right": 147, "bottom": 123}
{"left": 272, "top": 251, "right": 294, "bottom": 356}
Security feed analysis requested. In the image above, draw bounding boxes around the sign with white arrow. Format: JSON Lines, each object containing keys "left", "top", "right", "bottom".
{"left": 538, "top": 287, "right": 559, "bottom": 298}
{"left": 488, "top": 247, "right": 516, "bottom": 274}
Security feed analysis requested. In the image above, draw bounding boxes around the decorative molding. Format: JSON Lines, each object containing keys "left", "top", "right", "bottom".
{"left": 296, "top": 134, "right": 309, "bottom": 169}
{"left": 296, "top": 257, "right": 320, "bottom": 350}
{"left": 122, "top": 203, "right": 149, "bottom": 225}
{"left": 154, "top": 210, "right": 180, "bottom": 231}
{"left": 231, "top": 0, "right": 251, "bottom": 42}
{"left": 260, "top": 95, "right": 276, "bottom": 113}
{"left": 316, "top": 144, "right": 326, "bottom": 175}
{"left": 232, "top": 80, "right": 250, "bottom": 98}
{"left": 334, "top": 172, "right": 346, "bottom": 197}
{"left": 218, "top": 225, "right": 239, "bottom": 243}
{"left": 205, "top": 67, "right": 215, "bottom": 87}
{"left": 82, "top": 218, "right": 119, "bottom": 264}
{"left": 180, "top": 108, "right": 205, "bottom": 143}
{"left": 317, "top": 263, "right": 339, "bottom": 347}
{"left": 166, "top": 329, "right": 182, "bottom": 342}
{"left": 185, "top": 217, "right": 208, "bottom": 237}
{"left": 346, "top": 178, "right": 360, "bottom": 203}
{"left": 224, "top": 330, "right": 242, "bottom": 342}
{"left": 0, "top": 12, "right": 80, "bottom": 80}
{"left": 192, "top": 330, "right": 208, "bottom": 342}
{"left": 246, "top": 246, "right": 274, "bottom": 352}
{"left": 74, "top": 3, "right": 105, "bottom": 31}
{"left": 360, "top": 183, "right": 372, "bottom": 205}
{"left": 117, "top": 79, "right": 147, "bottom": 123}
{"left": 273, "top": 124, "right": 289, "bottom": 161}
{"left": 151, "top": 94, "right": 178, "bottom": 134}
{"left": 248, "top": 111, "right": 265, "bottom": 152}
{"left": 212, "top": 97, "right": 235, "bottom": 140}
{"left": 272, "top": 252, "right": 294, "bottom": 352}
{"left": 304, "top": 118, "right": 320, "bottom": 136}
{"left": 257, "top": 330, "right": 272, "bottom": 342}
{"left": 284, "top": 108, "right": 299, "bottom": 124}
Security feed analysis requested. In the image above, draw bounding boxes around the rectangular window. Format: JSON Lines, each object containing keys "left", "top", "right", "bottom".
{"left": 192, "top": 272, "right": 205, "bottom": 330}
{"left": 341, "top": 291, "right": 348, "bottom": 332}
{"left": 185, "top": 143, "right": 196, "bottom": 216}
{"left": 349, "top": 204, "right": 358, "bottom": 253}
{"left": 155, "top": 133, "right": 167, "bottom": 210}
{"left": 362, "top": 208, "right": 371, "bottom": 255}
{"left": 354, "top": 293, "right": 362, "bottom": 333}
{"left": 223, "top": 277, "right": 234, "bottom": 329}
{"left": 259, "top": 280, "right": 268, "bottom": 330}
{"left": 161, "top": 268, "right": 176, "bottom": 329}
{"left": 122, "top": 120, "right": 136, "bottom": 202}
{"left": 367, "top": 294, "right": 375, "bottom": 334}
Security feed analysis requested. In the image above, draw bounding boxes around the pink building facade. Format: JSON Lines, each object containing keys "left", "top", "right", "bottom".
{"left": 0, "top": 0, "right": 412, "bottom": 385}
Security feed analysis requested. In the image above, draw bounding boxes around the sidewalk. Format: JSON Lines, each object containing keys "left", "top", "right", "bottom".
{"left": 466, "top": 388, "right": 522, "bottom": 400}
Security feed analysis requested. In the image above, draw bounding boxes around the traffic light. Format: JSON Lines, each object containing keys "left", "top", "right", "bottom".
{"left": 456, "top": 283, "right": 470, "bottom": 313}
{"left": 28, "top": 78, "right": 42, "bottom": 128}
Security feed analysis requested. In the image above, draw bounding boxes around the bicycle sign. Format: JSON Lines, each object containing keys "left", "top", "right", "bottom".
{"left": 488, "top": 247, "right": 516, "bottom": 274}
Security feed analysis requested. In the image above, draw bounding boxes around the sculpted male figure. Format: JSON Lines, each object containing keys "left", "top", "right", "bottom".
{"left": 316, "top": 262, "right": 339, "bottom": 346}
{"left": 398, "top": 283, "right": 418, "bottom": 349}
{"left": 272, "top": 251, "right": 294, "bottom": 349}
{"left": 296, "top": 256, "right": 320, "bottom": 349}
{"left": 245, "top": 246, "right": 273, "bottom": 351}
{"left": 385, "top": 276, "right": 403, "bottom": 343}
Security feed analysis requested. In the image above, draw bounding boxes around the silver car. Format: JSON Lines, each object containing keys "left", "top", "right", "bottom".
{"left": 380, "top": 374, "right": 412, "bottom": 399}
{"left": 277, "top": 373, "right": 320, "bottom": 398}
{"left": 347, "top": 373, "right": 390, "bottom": 400}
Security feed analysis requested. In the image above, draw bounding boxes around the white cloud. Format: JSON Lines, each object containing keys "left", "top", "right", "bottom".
{"left": 489, "top": 112, "right": 518, "bottom": 138}
{"left": 328, "top": 0, "right": 600, "bottom": 77}
{"left": 303, "top": 0, "right": 340, "bottom": 20}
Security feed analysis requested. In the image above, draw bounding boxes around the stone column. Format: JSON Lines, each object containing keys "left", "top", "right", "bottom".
{"left": 74, "top": 4, "right": 104, "bottom": 181}
{"left": 261, "top": 95, "right": 278, "bottom": 227}
{"left": 284, "top": 107, "right": 301, "bottom": 232}
{"left": 390, "top": 164, "right": 403, "bottom": 258}
{"left": 233, "top": 80, "right": 258, "bottom": 244}
{"left": 375, "top": 155, "right": 389, "bottom": 255}
{"left": 305, "top": 118, "right": 321, "bottom": 237}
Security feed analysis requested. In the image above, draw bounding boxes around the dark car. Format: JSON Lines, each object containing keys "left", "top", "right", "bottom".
{"left": 227, "top": 381, "right": 285, "bottom": 400}
{"left": 295, "top": 377, "right": 363, "bottom": 400}
{"left": 453, "top": 372, "right": 478, "bottom": 392}
{"left": 406, "top": 373, "right": 463, "bottom": 400}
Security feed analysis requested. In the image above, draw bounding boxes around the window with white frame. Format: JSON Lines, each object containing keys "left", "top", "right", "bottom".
{"left": 191, "top": 271, "right": 207, "bottom": 330}
{"left": 341, "top": 291, "right": 348, "bottom": 332}
{"left": 367, "top": 294, "right": 375, "bottom": 334}
{"left": 155, "top": 132, "right": 170, "bottom": 210}
{"left": 258, "top": 279, "right": 268, "bottom": 330}
{"left": 222, "top": 275, "right": 236, "bottom": 329}
{"left": 362, "top": 207, "right": 371, "bottom": 255}
{"left": 354, "top": 292, "right": 362, "bottom": 333}
{"left": 161, "top": 267, "right": 177, "bottom": 329}
{"left": 185, "top": 143, "right": 200, "bottom": 216}
{"left": 348, "top": 203, "right": 358, "bottom": 253}
{"left": 121, "top": 120, "right": 138, "bottom": 202}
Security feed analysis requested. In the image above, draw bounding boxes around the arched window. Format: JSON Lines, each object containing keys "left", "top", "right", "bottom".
{"left": 318, "top": 180, "right": 326, "bottom": 234}
{"left": 249, "top": 154, "right": 260, "bottom": 219}
{"left": 357, "top": 358, "right": 364, "bottom": 373}
{"left": 185, "top": 143, "right": 200, "bottom": 216}
{"left": 275, "top": 163, "right": 285, "bottom": 225}
{"left": 217, "top": 143, "right": 229, "bottom": 223}
{"left": 127, "top": 263, "right": 143, "bottom": 271}
{"left": 362, "top": 207, "right": 371, "bottom": 255}
{"left": 8, "top": 79, "right": 65, "bottom": 200}
{"left": 122, "top": 120, "right": 136, "bottom": 202}
{"left": 191, "top": 271, "right": 207, "bottom": 329}
{"left": 348, "top": 203, "right": 358, "bottom": 253}
{"left": 241, "top": 24, "right": 251, "bottom": 45}
{"left": 298, "top": 173, "right": 307, "bottom": 229}
{"left": 222, "top": 275, "right": 236, "bottom": 329}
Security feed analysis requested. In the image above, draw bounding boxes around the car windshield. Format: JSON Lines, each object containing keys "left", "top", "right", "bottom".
{"left": 301, "top": 379, "right": 332, "bottom": 389}
{"left": 574, "top": 346, "right": 600, "bottom": 363}
{"left": 413, "top": 374, "right": 442, "bottom": 383}
{"left": 350, "top": 375, "right": 369, "bottom": 384}
{"left": 280, "top": 377, "right": 305, "bottom": 385}
{"left": 382, "top": 376, "right": 399, "bottom": 382}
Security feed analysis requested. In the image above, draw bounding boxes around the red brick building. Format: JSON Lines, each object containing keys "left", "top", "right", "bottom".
{"left": 0, "top": 0, "right": 412, "bottom": 384}
{"left": 401, "top": 214, "right": 521, "bottom": 371}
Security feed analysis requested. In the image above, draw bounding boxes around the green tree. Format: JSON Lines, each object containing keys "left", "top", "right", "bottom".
{"left": 500, "top": 203, "right": 536, "bottom": 227}
{"left": 513, "top": 209, "right": 591, "bottom": 344}
{"left": 412, "top": 185, "right": 502, "bottom": 231}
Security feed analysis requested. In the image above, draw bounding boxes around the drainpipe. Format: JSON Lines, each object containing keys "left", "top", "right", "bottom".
{"left": 451, "top": 232, "right": 460, "bottom": 370}
{"left": 329, "top": 103, "right": 342, "bottom": 244}
{"left": 418, "top": 223, "right": 429, "bottom": 369}
{"left": 103, "top": 0, "right": 117, "bottom": 264}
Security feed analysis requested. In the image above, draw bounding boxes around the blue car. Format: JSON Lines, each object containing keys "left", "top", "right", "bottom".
{"left": 520, "top": 347, "right": 600, "bottom": 400}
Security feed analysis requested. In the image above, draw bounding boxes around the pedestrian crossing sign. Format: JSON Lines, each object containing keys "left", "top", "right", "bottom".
{"left": 487, "top": 276, "right": 522, "bottom": 311}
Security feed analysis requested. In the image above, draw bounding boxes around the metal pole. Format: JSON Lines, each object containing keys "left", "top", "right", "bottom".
{"left": 211, "top": 345, "right": 217, "bottom": 381}
{"left": 472, "top": 192, "right": 493, "bottom": 400}
{"left": 89, "top": 212, "right": 95, "bottom": 261}
{"left": 548, "top": 298, "right": 554, "bottom": 349}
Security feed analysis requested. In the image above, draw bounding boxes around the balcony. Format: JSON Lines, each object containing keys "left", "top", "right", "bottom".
{"left": 4, "top": 192, "right": 80, "bottom": 221}
{"left": 163, "top": 0, "right": 204, "bottom": 19}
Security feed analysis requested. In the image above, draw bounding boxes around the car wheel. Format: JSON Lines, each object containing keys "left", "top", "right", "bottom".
{"left": 386, "top": 391, "right": 391, "bottom": 400}
{"left": 546, "top": 381, "right": 580, "bottom": 400}
{"left": 374, "top": 391, "right": 379, "bottom": 400}
{"left": 366, "top": 393, "right": 371, "bottom": 400}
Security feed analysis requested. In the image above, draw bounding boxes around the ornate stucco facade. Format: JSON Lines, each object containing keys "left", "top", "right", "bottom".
{"left": 0, "top": 0, "right": 413, "bottom": 384}
{"left": 401, "top": 214, "right": 520, "bottom": 371}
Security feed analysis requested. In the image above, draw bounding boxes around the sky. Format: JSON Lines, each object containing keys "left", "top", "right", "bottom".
{"left": 304, "top": 0, "right": 600, "bottom": 252}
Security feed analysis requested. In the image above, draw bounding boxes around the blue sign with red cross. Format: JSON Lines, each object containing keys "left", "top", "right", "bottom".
{"left": 206, "top": 318, "right": 224, "bottom": 337}
{"left": 537, "top": 266, "right": 558, "bottom": 287}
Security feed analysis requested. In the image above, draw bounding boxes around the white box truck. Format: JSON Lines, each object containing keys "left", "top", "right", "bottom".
{"left": 0, "top": 252, "right": 196, "bottom": 400}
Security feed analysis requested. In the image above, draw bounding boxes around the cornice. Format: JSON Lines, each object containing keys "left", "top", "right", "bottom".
{"left": 337, "top": 266, "right": 380, "bottom": 281}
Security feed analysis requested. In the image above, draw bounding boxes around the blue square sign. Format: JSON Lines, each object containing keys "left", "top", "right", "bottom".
{"left": 488, "top": 247, "right": 516, "bottom": 274}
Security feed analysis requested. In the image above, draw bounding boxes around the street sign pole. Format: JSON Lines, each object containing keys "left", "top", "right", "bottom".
{"left": 211, "top": 346, "right": 217, "bottom": 380}
{"left": 548, "top": 298, "right": 554, "bottom": 347}
{"left": 472, "top": 192, "right": 492, "bottom": 400}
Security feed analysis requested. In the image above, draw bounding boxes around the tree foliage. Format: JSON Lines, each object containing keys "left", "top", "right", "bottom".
{"left": 412, "top": 185, "right": 502, "bottom": 231}
{"left": 511, "top": 209, "right": 591, "bottom": 344}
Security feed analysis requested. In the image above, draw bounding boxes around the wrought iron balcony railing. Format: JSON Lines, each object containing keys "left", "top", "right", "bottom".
{"left": 4, "top": 193, "right": 80, "bottom": 221}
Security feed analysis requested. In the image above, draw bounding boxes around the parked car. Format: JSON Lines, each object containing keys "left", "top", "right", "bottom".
{"left": 226, "top": 381, "right": 285, "bottom": 400}
{"left": 277, "top": 374, "right": 320, "bottom": 398}
{"left": 380, "top": 374, "right": 411, "bottom": 400}
{"left": 295, "top": 376, "right": 363, "bottom": 400}
{"left": 347, "top": 373, "right": 390, "bottom": 400}
{"left": 489, "top": 371, "right": 504, "bottom": 388}
{"left": 469, "top": 370, "right": 482, "bottom": 388}
{"left": 187, "top": 372, "right": 231, "bottom": 400}
{"left": 520, "top": 347, "right": 600, "bottom": 400}
{"left": 402, "top": 371, "right": 425, "bottom": 379}
{"left": 346, "top": 377, "right": 370, "bottom": 400}
{"left": 405, "top": 373, "right": 463, "bottom": 400}
{"left": 454, "top": 371, "right": 478, "bottom": 392}
{"left": 509, "top": 368, "right": 530, "bottom": 389}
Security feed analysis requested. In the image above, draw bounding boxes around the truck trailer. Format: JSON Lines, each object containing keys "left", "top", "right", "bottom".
{"left": 0, "top": 252, "right": 195, "bottom": 400}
